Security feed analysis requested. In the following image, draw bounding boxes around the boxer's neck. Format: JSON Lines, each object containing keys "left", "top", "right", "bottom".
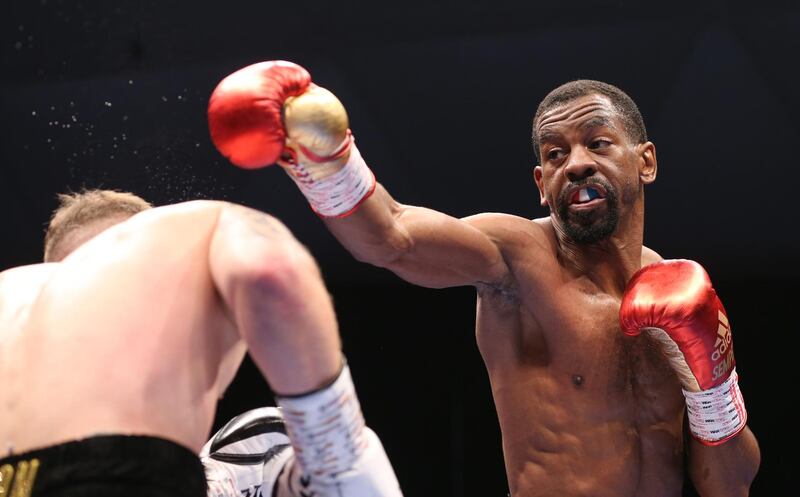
{"left": 553, "top": 204, "right": 645, "bottom": 296}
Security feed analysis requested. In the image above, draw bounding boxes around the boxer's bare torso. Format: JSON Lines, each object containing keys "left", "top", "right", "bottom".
{"left": 326, "top": 202, "right": 684, "bottom": 497}
{"left": 0, "top": 201, "right": 246, "bottom": 456}
{"left": 470, "top": 215, "right": 683, "bottom": 497}
{"left": 316, "top": 91, "right": 692, "bottom": 495}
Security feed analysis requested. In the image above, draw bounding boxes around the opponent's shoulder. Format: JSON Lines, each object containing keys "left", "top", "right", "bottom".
{"left": 136, "top": 200, "right": 283, "bottom": 232}
{"left": 56, "top": 200, "right": 231, "bottom": 265}
{"left": 130, "top": 199, "right": 227, "bottom": 225}
{"left": 115, "top": 200, "right": 231, "bottom": 239}
{"left": 0, "top": 263, "right": 58, "bottom": 323}
{"left": 641, "top": 245, "right": 664, "bottom": 266}
{"left": 0, "top": 263, "right": 59, "bottom": 288}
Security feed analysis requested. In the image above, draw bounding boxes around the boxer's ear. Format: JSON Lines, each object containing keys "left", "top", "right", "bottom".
{"left": 637, "top": 142, "right": 657, "bottom": 184}
{"left": 534, "top": 166, "right": 548, "bottom": 207}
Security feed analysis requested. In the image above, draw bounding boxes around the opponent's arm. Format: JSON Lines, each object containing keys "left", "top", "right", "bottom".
{"left": 207, "top": 202, "right": 341, "bottom": 396}
{"left": 207, "top": 203, "right": 404, "bottom": 497}
{"left": 620, "top": 260, "right": 760, "bottom": 496}
{"left": 208, "top": 61, "right": 509, "bottom": 289}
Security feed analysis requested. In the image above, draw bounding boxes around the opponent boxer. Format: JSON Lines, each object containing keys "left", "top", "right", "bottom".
{"left": 0, "top": 190, "right": 402, "bottom": 497}
{"left": 207, "top": 62, "right": 761, "bottom": 496}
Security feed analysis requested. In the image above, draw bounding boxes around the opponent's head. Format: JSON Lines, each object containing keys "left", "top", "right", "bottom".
{"left": 44, "top": 189, "right": 152, "bottom": 262}
{"left": 532, "top": 80, "right": 656, "bottom": 244}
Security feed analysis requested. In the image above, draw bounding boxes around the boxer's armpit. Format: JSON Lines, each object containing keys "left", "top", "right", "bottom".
{"left": 476, "top": 279, "right": 519, "bottom": 306}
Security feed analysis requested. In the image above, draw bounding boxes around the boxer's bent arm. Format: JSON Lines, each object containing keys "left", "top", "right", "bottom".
{"left": 323, "top": 183, "right": 510, "bottom": 289}
{"left": 687, "top": 425, "right": 760, "bottom": 496}
{"left": 208, "top": 203, "right": 341, "bottom": 395}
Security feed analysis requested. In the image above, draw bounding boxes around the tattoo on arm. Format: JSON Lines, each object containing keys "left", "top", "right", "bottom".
{"left": 229, "top": 204, "right": 291, "bottom": 240}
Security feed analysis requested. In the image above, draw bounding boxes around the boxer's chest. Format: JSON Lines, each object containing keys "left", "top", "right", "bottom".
{"left": 526, "top": 281, "right": 683, "bottom": 414}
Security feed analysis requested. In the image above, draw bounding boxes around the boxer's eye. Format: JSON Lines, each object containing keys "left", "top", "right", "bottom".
{"left": 589, "top": 139, "right": 611, "bottom": 150}
{"left": 547, "top": 148, "right": 565, "bottom": 161}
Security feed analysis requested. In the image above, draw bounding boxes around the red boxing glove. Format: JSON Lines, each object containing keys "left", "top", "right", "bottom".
{"left": 207, "top": 60, "right": 374, "bottom": 218}
{"left": 620, "top": 260, "right": 747, "bottom": 445}
{"left": 207, "top": 61, "right": 311, "bottom": 169}
{"left": 620, "top": 259, "right": 734, "bottom": 391}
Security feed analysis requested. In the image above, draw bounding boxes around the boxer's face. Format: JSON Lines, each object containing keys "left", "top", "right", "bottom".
{"left": 533, "top": 95, "right": 655, "bottom": 244}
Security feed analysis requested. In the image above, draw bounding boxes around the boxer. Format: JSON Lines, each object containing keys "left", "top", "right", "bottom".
{"left": 207, "top": 61, "right": 761, "bottom": 496}
{"left": 0, "top": 190, "right": 402, "bottom": 497}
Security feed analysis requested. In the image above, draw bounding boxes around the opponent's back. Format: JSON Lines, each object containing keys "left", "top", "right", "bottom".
{"left": 0, "top": 201, "right": 245, "bottom": 456}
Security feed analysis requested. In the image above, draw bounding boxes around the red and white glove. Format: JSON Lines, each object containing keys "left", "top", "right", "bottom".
{"left": 207, "top": 60, "right": 375, "bottom": 217}
{"left": 620, "top": 259, "right": 747, "bottom": 445}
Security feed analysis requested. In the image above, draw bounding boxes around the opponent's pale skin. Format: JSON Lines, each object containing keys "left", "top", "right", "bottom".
{"left": 317, "top": 95, "right": 760, "bottom": 496}
{"left": 0, "top": 201, "right": 341, "bottom": 455}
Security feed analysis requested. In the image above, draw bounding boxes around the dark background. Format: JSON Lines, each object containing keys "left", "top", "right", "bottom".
{"left": 2, "top": 1, "right": 797, "bottom": 495}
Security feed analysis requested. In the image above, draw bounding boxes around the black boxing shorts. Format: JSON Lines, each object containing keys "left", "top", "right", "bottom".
{"left": 0, "top": 435, "right": 205, "bottom": 497}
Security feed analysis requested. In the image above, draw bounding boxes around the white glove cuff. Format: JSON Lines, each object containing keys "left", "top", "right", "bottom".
{"left": 683, "top": 368, "right": 747, "bottom": 445}
{"left": 276, "top": 363, "right": 367, "bottom": 480}
{"left": 287, "top": 141, "right": 376, "bottom": 218}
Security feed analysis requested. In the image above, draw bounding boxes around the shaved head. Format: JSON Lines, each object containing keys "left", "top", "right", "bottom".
{"left": 532, "top": 80, "right": 647, "bottom": 164}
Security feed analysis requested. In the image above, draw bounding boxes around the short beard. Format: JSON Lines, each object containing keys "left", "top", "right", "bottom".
{"left": 555, "top": 178, "right": 620, "bottom": 244}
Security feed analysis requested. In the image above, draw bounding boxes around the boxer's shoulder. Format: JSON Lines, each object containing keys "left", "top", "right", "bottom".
{"left": 463, "top": 213, "right": 552, "bottom": 253}
{"left": 77, "top": 200, "right": 227, "bottom": 253}
{"left": 0, "top": 263, "right": 59, "bottom": 294}
{"left": 466, "top": 214, "right": 557, "bottom": 297}
{"left": 0, "top": 263, "right": 58, "bottom": 327}
{"left": 128, "top": 200, "right": 283, "bottom": 239}
{"left": 123, "top": 199, "right": 225, "bottom": 227}
{"left": 0, "top": 262, "right": 58, "bottom": 283}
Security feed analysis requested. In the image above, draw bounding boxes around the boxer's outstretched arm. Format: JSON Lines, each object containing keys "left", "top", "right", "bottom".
{"left": 687, "top": 426, "right": 760, "bottom": 496}
{"left": 208, "top": 203, "right": 341, "bottom": 396}
{"left": 324, "top": 182, "right": 510, "bottom": 289}
{"left": 206, "top": 61, "right": 509, "bottom": 290}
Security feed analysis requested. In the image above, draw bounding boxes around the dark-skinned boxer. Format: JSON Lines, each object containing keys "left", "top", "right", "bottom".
{"left": 204, "top": 61, "right": 760, "bottom": 497}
